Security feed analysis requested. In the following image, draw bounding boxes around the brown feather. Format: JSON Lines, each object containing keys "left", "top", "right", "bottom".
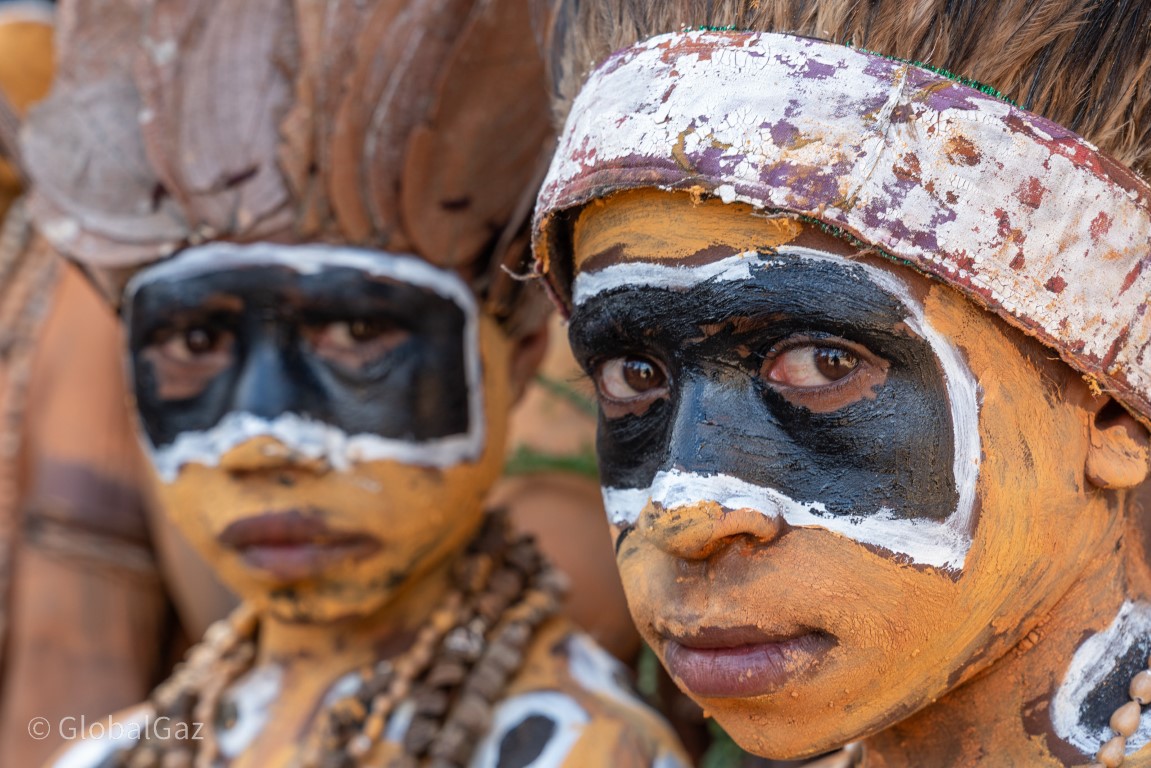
{"left": 28, "top": 0, "right": 556, "bottom": 336}
{"left": 134, "top": 0, "right": 296, "bottom": 239}
{"left": 399, "top": 0, "right": 553, "bottom": 274}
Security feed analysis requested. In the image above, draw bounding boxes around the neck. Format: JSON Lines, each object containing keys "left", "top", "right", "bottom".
{"left": 865, "top": 508, "right": 1150, "bottom": 767}
{"left": 254, "top": 559, "right": 455, "bottom": 672}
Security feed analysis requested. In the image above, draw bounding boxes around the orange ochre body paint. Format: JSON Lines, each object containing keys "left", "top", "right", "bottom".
{"left": 563, "top": 191, "right": 1151, "bottom": 767}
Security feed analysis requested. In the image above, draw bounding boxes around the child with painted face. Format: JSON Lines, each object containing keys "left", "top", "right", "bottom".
{"left": 23, "top": 1, "right": 687, "bottom": 766}
{"left": 533, "top": 1, "right": 1151, "bottom": 766}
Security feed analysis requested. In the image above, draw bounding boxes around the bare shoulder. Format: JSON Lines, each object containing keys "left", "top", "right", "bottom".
{"left": 45, "top": 705, "right": 153, "bottom": 768}
{"left": 469, "top": 619, "right": 688, "bottom": 768}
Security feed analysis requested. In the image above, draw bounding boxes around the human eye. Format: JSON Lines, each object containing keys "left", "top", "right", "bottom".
{"left": 591, "top": 353, "right": 670, "bottom": 418}
{"left": 305, "top": 317, "right": 411, "bottom": 372}
{"left": 141, "top": 318, "right": 236, "bottom": 400}
{"left": 760, "top": 336, "right": 889, "bottom": 412}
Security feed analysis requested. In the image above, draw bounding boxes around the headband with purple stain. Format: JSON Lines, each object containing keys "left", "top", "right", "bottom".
{"left": 533, "top": 30, "right": 1151, "bottom": 426}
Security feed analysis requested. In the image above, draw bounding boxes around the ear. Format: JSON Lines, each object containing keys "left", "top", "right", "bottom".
{"left": 1086, "top": 400, "right": 1150, "bottom": 490}
{"left": 507, "top": 323, "right": 549, "bottom": 405}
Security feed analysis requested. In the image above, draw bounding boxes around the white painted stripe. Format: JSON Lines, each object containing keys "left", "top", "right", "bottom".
{"left": 127, "top": 245, "right": 487, "bottom": 480}
{"left": 654, "top": 752, "right": 692, "bottom": 768}
{"left": 567, "top": 632, "right": 640, "bottom": 707}
{"left": 148, "top": 409, "right": 487, "bottom": 482}
{"left": 384, "top": 700, "right": 416, "bottom": 745}
{"left": 587, "top": 247, "right": 981, "bottom": 571}
{"left": 572, "top": 251, "right": 755, "bottom": 306}
{"left": 1052, "top": 601, "right": 1151, "bottom": 757}
{"left": 50, "top": 707, "right": 150, "bottom": 768}
{"left": 781, "top": 247, "right": 983, "bottom": 549}
{"left": 603, "top": 468, "right": 971, "bottom": 570}
{"left": 124, "top": 242, "right": 477, "bottom": 312}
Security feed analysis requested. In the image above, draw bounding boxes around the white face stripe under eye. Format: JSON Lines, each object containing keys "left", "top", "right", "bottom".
{"left": 126, "top": 243, "right": 486, "bottom": 481}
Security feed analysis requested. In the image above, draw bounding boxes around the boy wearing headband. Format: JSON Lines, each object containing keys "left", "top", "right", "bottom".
{"left": 535, "top": 2, "right": 1151, "bottom": 765}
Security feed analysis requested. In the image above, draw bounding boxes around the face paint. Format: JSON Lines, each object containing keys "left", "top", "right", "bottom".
{"left": 569, "top": 247, "right": 980, "bottom": 571}
{"left": 124, "top": 243, "right": 484, "bottom": 481}
{"left": 1052, "top": 601, "right": 1151, "bottom": 756}
{"left": 121, "top": 243, "right": 516, "bottom": 623}
{"left": 564, "top": 191, "right": 1123, "bottom": 760}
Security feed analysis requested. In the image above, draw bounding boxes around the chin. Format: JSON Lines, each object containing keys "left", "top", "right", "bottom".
{"left": 707, "top": 702, "right": 856, "bottom": 761}
{"left": 260, "top": 584, "right": 389, "bottom": 624}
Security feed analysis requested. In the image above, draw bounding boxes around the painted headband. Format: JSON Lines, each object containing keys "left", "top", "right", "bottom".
{"left": 533, "top": 31, "right": 1151, "bottom": 427}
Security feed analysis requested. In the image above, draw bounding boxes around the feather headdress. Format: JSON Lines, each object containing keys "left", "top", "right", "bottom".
{"left": 23, "top": 0, "right": 554, "bottom": 335}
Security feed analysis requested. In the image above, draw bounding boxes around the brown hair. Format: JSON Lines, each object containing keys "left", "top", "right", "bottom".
{"left": 543, "top": 0, "right": 1151, "bottom": 179}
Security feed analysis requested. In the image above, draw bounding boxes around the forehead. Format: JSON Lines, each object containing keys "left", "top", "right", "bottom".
{"left": 571, "top": 189, "right": 855, "bottom": 272}
{"left": 568, "top": 189, "right": 931, "bottom": 324}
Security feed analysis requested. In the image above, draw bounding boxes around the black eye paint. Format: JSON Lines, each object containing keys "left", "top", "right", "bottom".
{"left": 126, "top": 263, "right": 471, "bottom": 449}
{"left": 569, "top": 256, "right": 960, "bottom": 526}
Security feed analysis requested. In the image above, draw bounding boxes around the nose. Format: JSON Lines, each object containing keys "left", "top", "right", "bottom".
{"left": 636, "top": 371, "right": 792, "bottom": 560}
{"left": 637, "top": 493, "right": 787, "bottom": 561}
{"left": 230, "top": 335, "right": 301, "bottom": 419}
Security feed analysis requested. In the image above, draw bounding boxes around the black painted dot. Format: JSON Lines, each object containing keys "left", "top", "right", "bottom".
{"left": 495, "top": 714, "right": 557, "bottom": 768}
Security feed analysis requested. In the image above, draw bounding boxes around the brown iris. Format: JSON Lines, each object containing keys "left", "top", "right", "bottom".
{"left": 813, "top": 348, "right": 859, "bottom": 381}
{"left": 594, "top": 355, "right": 669, "bottom": 418}
{"left": 763, "top": 340, "right": 888, "bottom": 413}
{"left": 144, "top": 324, "right": 236, "bottom": 401}
{"left": 303, "top": 319, "right": 410, "bottom": 372}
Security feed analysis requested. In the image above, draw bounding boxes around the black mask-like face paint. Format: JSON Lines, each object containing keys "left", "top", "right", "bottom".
{"left": 124, "top": 246, "right": 476, "bottom": 458}
{"left": 568, "top": 250, "right": 970, "bottom": 567}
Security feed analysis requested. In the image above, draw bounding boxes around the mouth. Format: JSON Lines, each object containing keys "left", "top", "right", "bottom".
{"left": 661, "top": 624, "right": 835, "bottom": 699}
{"left": 217, "top": 509, "right": 382, "bottom": 581}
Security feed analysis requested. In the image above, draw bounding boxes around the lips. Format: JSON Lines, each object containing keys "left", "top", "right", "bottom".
{"left": 218, "top": 510, "right": 382, "bottom": 581}
{"left": 661, "top": 624, "right": 835, "bottom": 698}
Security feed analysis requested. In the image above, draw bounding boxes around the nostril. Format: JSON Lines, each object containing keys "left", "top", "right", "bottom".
{"left": 639, "top": 500, "right": 786, "bottom": 561}
{"left": 217, "top": 438, "right": 332, "bottom": 477}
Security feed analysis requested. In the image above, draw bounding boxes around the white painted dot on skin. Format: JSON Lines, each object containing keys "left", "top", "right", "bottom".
{"left": 217, "top": 663, "right": 284, "bottom": 758}
{"left": 468, "top": 691, "right": 589, "bottom": 768}
{"left": 126, "top": 244, "right": 487, "bottom": 481}
{"left": 572, "top": 251, "right": 755, "bottom": 307}
{"left": 567, "top": 632, "right": 640, "bottom": 707}
{"left": 1052, "top": 601, "right": 1151, "bottom": 757}
{"left": 588, "top": 248, "right": 982, "bottom": 572}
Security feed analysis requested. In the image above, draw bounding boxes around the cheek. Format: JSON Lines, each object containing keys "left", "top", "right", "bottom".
{"left": 902, "top": 289, "right": 1109, "bottom": 682}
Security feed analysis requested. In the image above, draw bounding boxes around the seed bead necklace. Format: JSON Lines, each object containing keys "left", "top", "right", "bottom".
{"left": 114, "top": 510, "right": 565, "bottom": 768}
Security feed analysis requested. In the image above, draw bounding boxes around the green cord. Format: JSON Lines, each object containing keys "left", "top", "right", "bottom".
{"left": 845, "top": 42, "right": 1017, "bottom": 106}
{"left": 683, "top": 28, "right": 1018, "bottom": 106}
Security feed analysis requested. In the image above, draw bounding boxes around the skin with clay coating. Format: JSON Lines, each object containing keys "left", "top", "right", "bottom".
{"left": 565, "top": 190, "right": 1151, "bottom": 766}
